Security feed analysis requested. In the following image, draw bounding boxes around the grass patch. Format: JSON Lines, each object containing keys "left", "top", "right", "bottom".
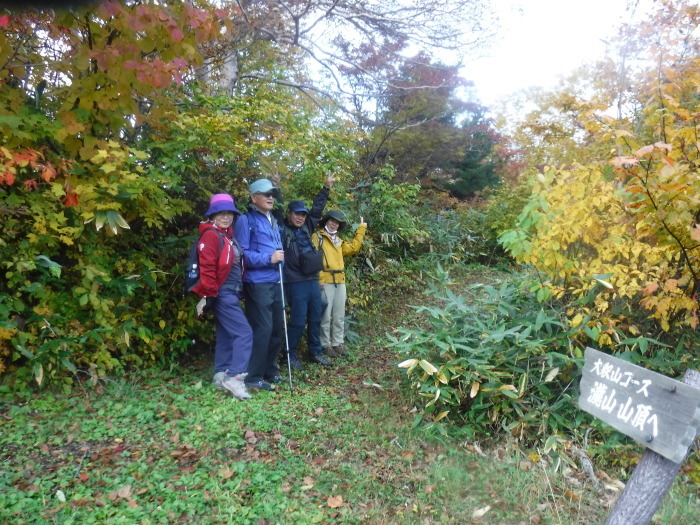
{"left": 1, "top": 264, "right": 698, "bottom": 523}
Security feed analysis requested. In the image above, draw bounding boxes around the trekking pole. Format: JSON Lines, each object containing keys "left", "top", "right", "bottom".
{"left": 279, "top": 264, "right": 294, "bottom": 392}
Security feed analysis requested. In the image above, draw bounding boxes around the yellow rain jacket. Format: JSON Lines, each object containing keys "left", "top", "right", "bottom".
{"left": 313, "top": 223, "right": 367, "bottom": 285}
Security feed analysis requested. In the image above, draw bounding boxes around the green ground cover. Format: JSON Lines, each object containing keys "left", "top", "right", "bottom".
{"left": 1, "top": 267, "right": 698, "bottom": 524}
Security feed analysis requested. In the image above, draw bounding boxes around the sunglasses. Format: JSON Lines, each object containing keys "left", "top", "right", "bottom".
{"left": 255, "top": 192, "right": 276, "bottom": 198}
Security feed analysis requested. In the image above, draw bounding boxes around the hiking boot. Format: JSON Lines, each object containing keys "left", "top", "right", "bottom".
{"left": 266, "top": 374, "right": 283, "bottom": 384}
{"left": 289, "top": 356, "right": 304, "bottom": 371}
{"left": 222, "top": 373, "right": 252, "bottom": 400}
{"left": 311, "top": 353, "right": 331, "bottom": 366}
{"left": 333, "top": 344, "right": 348, "bottom": 356}
{"left": 245, "top": 379, "right": 276, "bottom": 391}
{"left": 324, "top": 346, "right": 338, "bottom": 357}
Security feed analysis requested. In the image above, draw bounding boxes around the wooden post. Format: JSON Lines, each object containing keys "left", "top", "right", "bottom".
{"left": 605, "top": 369, "right": 700, "bottom": 525}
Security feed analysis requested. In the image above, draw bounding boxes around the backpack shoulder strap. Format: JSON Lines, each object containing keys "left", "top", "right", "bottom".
{"left": 202, "top": 227, "right": 225, "bottom": 255}
{"left": 282, "top": 225, "right": 293, "bottom": 250}
{"left": 244, "top": 212, "right": 258, "bottom": 250}
{"left": 316, "top": 231, "right": 329, "bottom": 268}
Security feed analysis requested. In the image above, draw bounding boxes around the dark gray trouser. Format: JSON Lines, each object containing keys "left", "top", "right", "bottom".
{"left": 243, "top": 281, "right": 283, "bottom": 383}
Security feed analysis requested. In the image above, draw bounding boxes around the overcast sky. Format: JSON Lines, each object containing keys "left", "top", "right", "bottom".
{"left": 465, "top": 0, "right": 646, "bottom": 106}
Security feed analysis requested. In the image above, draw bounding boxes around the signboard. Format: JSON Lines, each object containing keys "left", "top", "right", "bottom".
{"left": 579, "top": 347, "right": 700, "bottom": 463}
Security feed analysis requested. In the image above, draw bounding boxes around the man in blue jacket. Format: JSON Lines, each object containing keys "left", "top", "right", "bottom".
{"left": 282, "top": 175, "right": 335, "bottom": 369}
{"left": 234, "top": 178, "right": 286, "bottom": 391}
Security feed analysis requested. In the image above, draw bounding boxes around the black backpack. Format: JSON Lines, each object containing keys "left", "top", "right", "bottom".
{"left": 184, "top": 227, "right": 224, "bottom": 293}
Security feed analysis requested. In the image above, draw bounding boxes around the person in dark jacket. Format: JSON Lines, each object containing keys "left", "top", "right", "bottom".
{"left": 192, "top": 193, "right": 252, "bottom": 401}
{"left": 282, "top": 174, "right": 335, "bottom": 369}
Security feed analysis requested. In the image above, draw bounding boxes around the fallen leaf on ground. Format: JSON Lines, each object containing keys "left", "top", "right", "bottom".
{"left": 117, "top": 485, "right": 132, "bottom": 499}
{"left": 301, "top": 476, "right": 315, "bottom": 490}
{"left": 327, "top": 495, "right": 344, "bottom": 508}
{"left": 564, "top": 489, "right": 580, "bottom": 501}
{"left": 472, "top": 505, "right": 491, "bottom": 518}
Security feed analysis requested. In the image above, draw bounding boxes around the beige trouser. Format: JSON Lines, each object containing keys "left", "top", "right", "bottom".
{"left": 320, "top": 283, "right": 347, "bottom": 348}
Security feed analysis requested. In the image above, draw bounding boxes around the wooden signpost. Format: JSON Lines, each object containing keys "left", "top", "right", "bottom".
{"left": 579, "top": 347, "right": 700, "bottom": 463}
{"left": 578, "top": 347, "right": 700, "bottom": 524}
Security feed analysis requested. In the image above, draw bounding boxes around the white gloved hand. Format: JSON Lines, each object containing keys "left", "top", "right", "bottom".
{"left": 196, "top": 297, "right": 207, "bottom": 317}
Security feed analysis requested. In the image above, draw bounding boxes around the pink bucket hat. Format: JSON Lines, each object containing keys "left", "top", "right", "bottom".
{"left": 205, "top": 193, "right": 240, "bottom": 216}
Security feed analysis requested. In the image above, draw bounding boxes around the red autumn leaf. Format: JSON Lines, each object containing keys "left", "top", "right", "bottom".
{"left": 1, "top": 171, "right": 16, "bottom": 185}
{"left": 41, "top": 163, "right": 57, "bottom": 182}
{"left": 135, "top": 69, "right": 151, "bottom": 85}
{"left": 169, "top": 26, "right": 185, "bottom": 42}
{"left": 62, "top": 190, "right": 80, "bottom": 208}
{"left": 127, "top": 14, "right": 147, "bottom": 32}
{"left": 0, "top": 15, "right": 9, "bottom": 28}
{"left": 79, "top": 473, "right": 88, "bottom": 481}
{"left": 24, "top": 178, "right": 38, "bottom": 191}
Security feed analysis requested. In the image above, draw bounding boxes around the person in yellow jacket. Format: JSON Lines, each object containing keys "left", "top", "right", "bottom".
{"left": 313, "top": 210, "right": 367, "bottom": 357}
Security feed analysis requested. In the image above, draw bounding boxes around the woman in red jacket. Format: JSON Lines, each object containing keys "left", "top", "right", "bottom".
{"left": 192, "top": 194, "right": 253, "bottom": 401}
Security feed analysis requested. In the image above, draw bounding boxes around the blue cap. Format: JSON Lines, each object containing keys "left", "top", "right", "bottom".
{"left": 249, "top": 179, "right": 275, "bottom": 194}
{"left": 287, "top": 200, "right": 309, "bottom": 213}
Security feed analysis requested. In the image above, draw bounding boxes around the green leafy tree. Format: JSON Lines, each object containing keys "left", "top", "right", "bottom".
{"left": 0, "top": 2, "right": 358, "bottom": 388}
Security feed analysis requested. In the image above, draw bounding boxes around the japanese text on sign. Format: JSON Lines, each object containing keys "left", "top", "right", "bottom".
{"left": 586, "top": 358, "right": 658, "bottom": 438}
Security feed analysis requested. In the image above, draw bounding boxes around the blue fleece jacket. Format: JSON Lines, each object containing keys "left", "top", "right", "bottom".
{"left": 234, "top": 208, "right": 284, "bottom": 283}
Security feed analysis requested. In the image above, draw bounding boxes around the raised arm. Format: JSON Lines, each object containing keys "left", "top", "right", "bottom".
{"left": 342, "top": 218, "right": 367, "bottom": 256}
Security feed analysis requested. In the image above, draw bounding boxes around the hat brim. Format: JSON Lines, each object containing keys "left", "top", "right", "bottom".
{"left": 319, "top": 216, "right": 347, "bottom": 231}
{"left": 206, "top": 203, "right": 240, "bottom": 216}
{"left": 249, "top": 179, "right": 276, "bottom": 194}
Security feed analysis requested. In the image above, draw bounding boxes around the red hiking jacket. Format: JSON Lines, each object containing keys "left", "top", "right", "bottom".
{"left": 190, "top": 222, "right": 242, "bottom": 298}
